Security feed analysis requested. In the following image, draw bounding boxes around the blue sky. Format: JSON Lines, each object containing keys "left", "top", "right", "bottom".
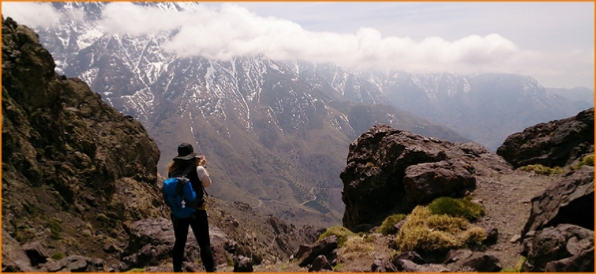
{"left": 2, "top": 1, "right": 594, "bottom": 89}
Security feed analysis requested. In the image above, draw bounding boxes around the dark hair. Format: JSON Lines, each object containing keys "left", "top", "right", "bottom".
{"left": 167, "top": 158, "right": 199, "bottom": 174}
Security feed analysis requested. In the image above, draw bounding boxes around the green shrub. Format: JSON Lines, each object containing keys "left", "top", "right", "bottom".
{"left": 50, "top": 252, "right": 65, "bottom": 261}
{"left": 318, "top": 226, "right": 356, "bottom": 247}
{"left": 396, "top": 206, "right": 487, "bottom": 253}
{"left": 47, "top": 218, "right": 62, "bottom": 240}
{"left": 376, "top": 214, "right": 407, "bottom": 235}
{"left": 427, "top": 197, "right": 485, "bottom": 221}
{"left": 520, "top": 164, "right": 566, "bottom": 175}
{"left": 574, "top": 154, "right": 594, "bottom": 170}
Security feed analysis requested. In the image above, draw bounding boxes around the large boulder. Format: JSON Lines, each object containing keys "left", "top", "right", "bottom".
{"left": 497, "top": 108, "right": 594, "bottom": 168}
{"left": 522, "top": 224, "right": 594, "bottom": 272}
{"left": 340, "top": 124, "right": 511, "bottom": 230}
{"left": 522, "top": 166, "right": 594, "bottom": 237}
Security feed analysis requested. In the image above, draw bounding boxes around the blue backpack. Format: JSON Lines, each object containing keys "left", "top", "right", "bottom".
{"left": 162, "top": 166, "right": 204, "bottom": 219}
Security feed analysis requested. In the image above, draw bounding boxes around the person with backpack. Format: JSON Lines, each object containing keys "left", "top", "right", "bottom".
{"left": 164, "top": 143, "right": 215, "bottom": 272}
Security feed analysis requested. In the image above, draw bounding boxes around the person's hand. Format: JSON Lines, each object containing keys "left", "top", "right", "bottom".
{"left": 198, "top": 155, "right": 207, "bottom": 166}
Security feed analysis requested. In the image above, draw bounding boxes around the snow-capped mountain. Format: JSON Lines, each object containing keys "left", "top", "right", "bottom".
{"left": 22, "top": 2, "right": 586, "bottom": 227}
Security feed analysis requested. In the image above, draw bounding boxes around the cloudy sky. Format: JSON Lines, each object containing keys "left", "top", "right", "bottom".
{"left": 2, "top": 1, "right": 594, "bottom": 89}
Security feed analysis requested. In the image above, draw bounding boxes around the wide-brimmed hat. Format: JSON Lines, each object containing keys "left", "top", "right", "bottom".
{"left": 173, "top": 143, "right": 199, "bottom": 161}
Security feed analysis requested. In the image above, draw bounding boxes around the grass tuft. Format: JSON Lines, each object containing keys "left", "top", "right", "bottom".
{"left": 501, "top": 256, "right": 526, "bottom": 272}
{"left": 376, "top": 214, "right": 407, "bottom": 235}
{"left": 50, "top": 252, "right": 65, "bottom": 261}
{"left": 520, "top": 164, "right": 566, "bottom": 175}
{"left": 574, "top": 154, "right": 594, "bottom": 170}
{"left": 427, "top": 196, "right": 485, "bottom": 221}
{"left": 396, "top": 206, "right": 487, "bottom": 253}
{"left": 318, "top": 226, "right": 356, "bottom": 247}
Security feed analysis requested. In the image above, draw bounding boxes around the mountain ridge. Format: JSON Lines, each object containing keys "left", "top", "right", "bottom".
{"left": 24, "top": 2, "right": 589, "bottom": 227}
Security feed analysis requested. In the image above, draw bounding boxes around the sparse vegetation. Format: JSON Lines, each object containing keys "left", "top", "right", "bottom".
{"left": 50, "top": 252, "right": 65, "bottom": 261}
{"left": 519, "top": 164, "right": 566, "bottom": 175}
{"left": 427, "top": 196, "right": 485, "bottom": 221}
{"left": 396, "top": 206, "right": 487, "bottom": 253}
{"left": 343, "top": 235, "right": 374, "bottom": 254}
{"left": 376, "top": 214, "right": 407, "bottom": 235}
{"left": 96, "top": 213, "right": 109, "bottom": 222}
{"left": 501, "top": 256, "right": 526, "bottom": 272}
{"left": 318, "top": 226, "right": 356, "bottom": 247}
{"left": 573, "top": 154, "right": 594, "bottom": 170}
{"left": 332, "top": 263, "right": 344, "bottom": 271}
{"left": 47, "top": 218, "right": 63, "bottom": 240}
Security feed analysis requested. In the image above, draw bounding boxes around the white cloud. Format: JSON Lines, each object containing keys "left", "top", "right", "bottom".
{"left": 5, "top": 2, "right": 591, "bottom": 88}
{"left": 2, "top": 2, "right": 62, "bottom": 27}
{"left": 97, "top": 3, "right": 524, "bottom": 76}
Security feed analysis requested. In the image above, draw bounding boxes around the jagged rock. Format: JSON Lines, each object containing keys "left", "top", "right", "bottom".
{"left": 268, "top": 216, "right": 290, "bottom": 234}
{"left": 497, "top": 108, "right": 594, "bottom": 168}
{"left": 391, "top": 251, "right": 426, "bottom": 266}
{"left": 340, "top": 124, "right": 511, "bottom": 230}
{"left": 443, "top": 249, "right": 473, "bottom": 264}
{"left": 404, "top": 160, "right": 476, "bottom": 204}
{"left": 482, "top": 227, "right": 499, "bottom": 246}
{"left": 522, "top": 166, "right": 594, "bottom": 237}
{"left": 309, "top": 255, "right": 333, "bottom": 272}
{"left": 461, "top": 254, "right": 502, "bottom": 272}
{"left": 370, "top": 257, "right": 397, "bottom": 272}
{"left": 233, "top": 255, "right": 254, "bottom": 272}
{"left": 295, "top": 235, "right": 338, "bottom": 267}
{"left": 22, "top": 241, "right": 50, "bottom": 267}
{"left": 298, "top": 225, "right": 326, "bottom": 245}
{"left": 41, "top": 255, "right": 104, "bottom": 272}
{"left": 522, "top": 224, "right": 594, "bottom": 272}
{"left": 1, "top": 229, "right": 34, "bottom": 272}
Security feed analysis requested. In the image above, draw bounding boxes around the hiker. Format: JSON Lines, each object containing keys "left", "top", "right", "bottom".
{"left": 166, "top": 143, "right": 215, "bottom": 272}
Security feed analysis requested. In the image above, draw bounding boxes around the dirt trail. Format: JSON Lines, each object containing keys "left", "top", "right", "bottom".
{"left": 472, "top": 170, "right": 556, "bottom": 268}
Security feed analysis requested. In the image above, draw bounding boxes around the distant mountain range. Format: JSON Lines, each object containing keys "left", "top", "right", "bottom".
{"left": 24, "top": 2, "right": 592, "bottom": 227}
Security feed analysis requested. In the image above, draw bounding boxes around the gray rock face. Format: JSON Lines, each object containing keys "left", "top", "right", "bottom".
{"left": 1, "top": 230, "right": 34, "bottom": 272}
{"left": 294, "top": 235, "right": 338, "bottom": 267}
{"left": 522, "top": 166, "right": 595, "bottom": 236}
{"left": 522, "top": 224, "right": 594, "bottom": 272}
{"left": 340, "top": 124, "right": 511, "bottom": 230}
{"left": 497, "top": 108, "right": 594, "bottom": 168}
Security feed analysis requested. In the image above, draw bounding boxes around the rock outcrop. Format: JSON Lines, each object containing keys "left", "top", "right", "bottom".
{"left": 497, "top": 108, "right": 594, "bottom": 168}
{"left": 521, "top": 166, "right": 594, "bottom": 236}
{"left": 2, "top": 16, "right": 162, "bottom": 270}
{"left": 522, "top": 224, "right": 594, "bottom": 272}
{"left": 339, "top": 124, "right": 511, "bottom": 230}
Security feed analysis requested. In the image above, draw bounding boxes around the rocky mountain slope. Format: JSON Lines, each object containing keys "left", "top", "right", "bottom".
{"left": 26, "top": 2, "right": 473, "bottom": 228}
{"left": 1, "top": 17, "right": 319, "bottom": 272}
{"left": 3, "top": 16, "right": 593, "bottom": 272}
{"left": 320, "top": 108, "right": 593, "bottom": 272}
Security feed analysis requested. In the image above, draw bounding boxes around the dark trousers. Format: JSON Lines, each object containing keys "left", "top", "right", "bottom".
{"left": 171, "top": 210, "right": 215, "bottom": 272}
